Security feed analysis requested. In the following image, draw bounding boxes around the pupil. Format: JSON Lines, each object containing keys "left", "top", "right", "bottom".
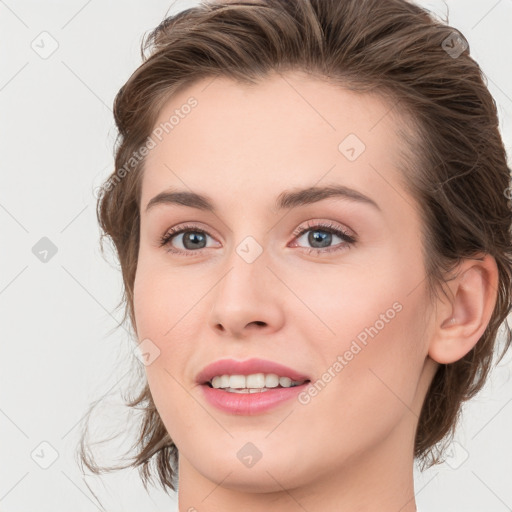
{"left": 309, "top": 230, "right": 331, "bottom": 248}
{"left": 183, "top": 232, "right": 206, "bottom": 250}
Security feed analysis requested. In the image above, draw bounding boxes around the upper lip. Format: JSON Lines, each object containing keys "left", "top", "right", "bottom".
{"left": 196, "top": 358, "right": 311, "bottom": 384}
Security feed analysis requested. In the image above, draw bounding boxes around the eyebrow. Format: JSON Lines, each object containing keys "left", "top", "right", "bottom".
{"left": 144, "top": 184, "right": 381, "bottom": 214}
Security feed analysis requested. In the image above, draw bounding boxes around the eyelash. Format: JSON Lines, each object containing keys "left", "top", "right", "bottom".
{"left": 158, "top": 221, "right": 357, "bottom": 257}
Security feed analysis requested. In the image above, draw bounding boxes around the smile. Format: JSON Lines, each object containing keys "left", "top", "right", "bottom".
{"left": 208, "top": 373, "right": 306, "bottom": 392}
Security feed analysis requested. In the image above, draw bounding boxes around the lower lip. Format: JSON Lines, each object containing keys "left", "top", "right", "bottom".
{"left": 200, "top": 383, "right": 309, "bottom": 415}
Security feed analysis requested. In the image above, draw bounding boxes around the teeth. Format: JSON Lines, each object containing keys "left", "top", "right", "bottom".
{"left": 246, "top": 373, "right": 265, "bottom": 388}
{"left": 225, "top": 387, "right": 272, "bottom": 393}
{"left": 279, "top": 376, "right": 292, "bottom": 387}
{"left": 265, "top": 374, "right": 279, "bottom": 388}
{"left": 229, "top": 375, "right": 246, "bottom": 389}
{"left": 209, "top": 373, "right": 306, "bottom": 390}
{"left": 211, "top": 376, "right": 223, "bottom": 388}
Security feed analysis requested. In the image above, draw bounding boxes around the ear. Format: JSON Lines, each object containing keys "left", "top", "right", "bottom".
{"left": 428, "top": 253, "right": 499, "bottom": 365}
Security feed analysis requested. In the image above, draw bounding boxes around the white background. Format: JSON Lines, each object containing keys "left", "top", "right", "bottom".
{"left": 1, "top": 1, "right": 511, "bottom": 511}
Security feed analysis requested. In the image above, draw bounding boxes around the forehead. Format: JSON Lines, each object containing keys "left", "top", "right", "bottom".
{"left": 141, "top": 71, "right": 413, "bottom": 214}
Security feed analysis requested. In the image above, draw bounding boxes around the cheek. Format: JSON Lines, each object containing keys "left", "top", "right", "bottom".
{"left": 291, "top": 252, "right": 429, "bottom": 426}
{"left": 133, "top": 264, "right": 207, "bottom": 444}
{"left": 133, "top": 259, "right": 209, "bottom": 401}
{"left": 305, "top": 283, "right": 429, "bottom": 441}
{"left": 133, "top": 258, "right": 202, "bottom": 341}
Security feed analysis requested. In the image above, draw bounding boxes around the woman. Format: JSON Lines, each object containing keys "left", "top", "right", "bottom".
{"left": 79, "top": 0, "right": 512, "bottom": 510}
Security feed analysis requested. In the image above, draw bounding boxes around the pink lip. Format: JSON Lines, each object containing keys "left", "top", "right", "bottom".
{"left": 195, "top": 358, "right": 310, "bottom": 384}
{"left": 200, "top": 384, "right": 310, "bottom": 415}
{"left": 196, "top": 358, "right": 312, "bottom": 415}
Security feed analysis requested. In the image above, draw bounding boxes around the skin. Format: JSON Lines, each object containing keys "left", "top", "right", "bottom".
{"left": 133, "top": 70, "right": 498, "bottom": 511}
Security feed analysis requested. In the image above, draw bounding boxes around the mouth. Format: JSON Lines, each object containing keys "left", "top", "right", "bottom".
{"left": 196, "top": 358, "right": 312, "bottom": 414}
{"left": 196, "top": 357, "right": 311, "bottom": 387}
{"left": 204, "top": 373, "right": 310, "bottom": 393}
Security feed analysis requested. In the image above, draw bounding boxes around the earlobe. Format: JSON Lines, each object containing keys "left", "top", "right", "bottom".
{"left": 428, "top": 253, "right": 499, "bottom": 365}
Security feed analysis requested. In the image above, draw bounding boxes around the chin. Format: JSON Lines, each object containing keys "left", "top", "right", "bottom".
{"left": 197, "top": 463, "right": 300, "bottom": 494}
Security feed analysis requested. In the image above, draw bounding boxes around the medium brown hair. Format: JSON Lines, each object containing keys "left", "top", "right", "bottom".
{"left": 78, "top": 0, "right": 512, "bottom": 495}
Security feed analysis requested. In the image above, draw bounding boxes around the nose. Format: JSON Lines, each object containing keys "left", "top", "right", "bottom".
{"left": 208, "top": 245, "right": 285, "bottom": 339}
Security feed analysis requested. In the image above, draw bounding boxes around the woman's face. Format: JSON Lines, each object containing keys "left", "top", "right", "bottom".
{"left": 134, "top": 71, "right": 439, "bottom": 497}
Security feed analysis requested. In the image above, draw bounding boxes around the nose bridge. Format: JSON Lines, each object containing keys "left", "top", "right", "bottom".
{"left": 215, "top": 234, "right": 269, "bottom": 307}
{"left": 208, "top": 232, "right": 283, "bottom": 335}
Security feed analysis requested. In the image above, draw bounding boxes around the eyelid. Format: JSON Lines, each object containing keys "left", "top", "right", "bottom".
{"left": 159, "top": 222, "right": 220, "bottom": 251}
{"left": 290, "top": 219, "right": 356, "bottom": 240}
{"left": 159, "top": 219, "right": 357, "bottom": 256}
